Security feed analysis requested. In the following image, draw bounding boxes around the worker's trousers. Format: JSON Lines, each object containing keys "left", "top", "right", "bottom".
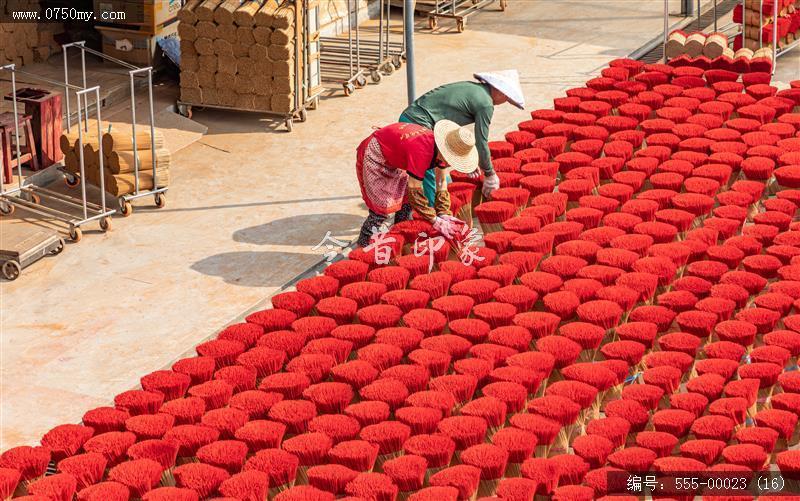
{"left": 357, "top": 203, "right": 413, "bottom": 247}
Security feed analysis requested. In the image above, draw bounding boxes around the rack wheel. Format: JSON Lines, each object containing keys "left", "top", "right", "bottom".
{"left": 299, "top": 108, "right": 308, "bottom": 122}
{"left": 370, "top": 70, "right": 382, "bottom": 83}
{"left": 457, "top": 19, "right": 466, "bottom": 32}
{"left": 65, "top": 174, "right": 80, "bottom": 187}
{"left": 120, "top": 200, "right": 133, "bottom": 217}
{"left": 178, "top": 103, "right": 193, "bottom": 119}
{"left": 69, "top": 227, "right": 82, "bottom": 242}
{"left": 26, "top": 192, "right": 41, "bottom": 204}
{"left": 428, "top": 16, "right": 437, "bottom": 29}
{"left": 355, "top": 75, "right": 368, "bottom": 88}
{"left": 51, "top": 239, "right": 65, "bottom": 255}
{"left": 344, "top": 83, "right": 356, "bottom": 96}
{"left": 381, "top": 62, "right": 395, "bottom": 75}
{"left": 392, "top": 55, "right": 403, "bottom": 69}
{"left": 155, "top": 193, "right": 166, "bottom": 208}
{"left": 100, "top": 217, "right": 111, "bottom": 231}
{"left": 285, "top": 118, "right": 293, "bottom": 132}
{"left": 0, "top": 203, "right": 14, "bottom": 216}
{"left": 2, "top": 260, "right": 20, "bottom": 281}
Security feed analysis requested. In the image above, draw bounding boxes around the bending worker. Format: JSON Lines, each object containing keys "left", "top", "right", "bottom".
{"left": 356, "top": 120, "right": 477, "bottom": 247}
{"left": 399, "top": 70, "right": 526, "bottom": 203}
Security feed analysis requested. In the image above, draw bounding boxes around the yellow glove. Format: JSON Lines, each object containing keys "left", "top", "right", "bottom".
{"left": 434, "top": 190, "right": 453, "bottom": 216}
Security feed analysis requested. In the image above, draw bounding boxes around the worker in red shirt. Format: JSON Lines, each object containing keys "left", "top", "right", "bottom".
{"left": 355, "top": 120, "right": 478, "bottom": 247}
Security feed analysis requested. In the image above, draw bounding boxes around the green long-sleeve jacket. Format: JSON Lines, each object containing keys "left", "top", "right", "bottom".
{"left": 401, "top": 81, "right": 495, "bottom": 175}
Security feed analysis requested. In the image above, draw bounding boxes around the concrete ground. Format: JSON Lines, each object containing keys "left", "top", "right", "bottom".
{"left": 1, "top": 0, "right": 785, "bottom": 449}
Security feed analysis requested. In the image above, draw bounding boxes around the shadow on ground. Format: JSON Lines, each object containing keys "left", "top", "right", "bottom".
{"left": 233, "top": 213, "right": 363, "bottom": 246}
{"left": 192, "top": 212, "right": 363, "bottom": 286}
{"left": 191, "top": 250, "right": 324, "bottom": 287}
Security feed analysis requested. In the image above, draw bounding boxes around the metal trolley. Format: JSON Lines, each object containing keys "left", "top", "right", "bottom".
{"left": 426, "top": 0, "right": 508, "bottom": 33}
{"left": 756, "top": 0, "right": 800, "bottom": 71}
{"left": 659, "top": 0, "right": 798, "bottom": 72}
{"left": 62, "top": 42, "right": 167, "bottom": 215}
{"left": 321, "top": 0, "right": 406, "bottom": 95}
{"left": 320, "top": 0, "right": 368, "bottom": 95}
{"left": 177, "top": 0, "right": 322, "bottom": 132}
{"left": 0, "top": 64, "right": 115, "bottom": 243}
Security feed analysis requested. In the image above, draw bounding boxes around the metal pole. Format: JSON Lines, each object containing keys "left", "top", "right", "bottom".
{"left": 713, "top": 0, "right": 718, "bottom": 32}
{"left": 379, "top": 0, "right": 385, "bottom": 64}
{"left": 10, "top": 67, "right": 23, "bottom": 192}
{"left": 348, "top": 0, "right": 354, "bottom": 78}
{"left": 759, "top": 0, "right": 763, "bottom": 47}
{"left": 129, "top": 73, "right": 139, "bottom": 194}
{"left": 147, "top": 70, "right": 156, "bottom": 189}
{"left": 95, "top": 87, "right": 107, "bottom": 213}
{"left": 80, "top": 48, "right": 89, "bottom": 132}
{"left": 401, "top": 0, "right": 406, "bottom": 53}
{"left": 664, "top": 0, "right": 669, "bottom": 63}
{"left": 75, "top": 96, "right": 88, "bottom": 220}
{"left": 63, "top": 49, "right": 71, "bottom": 133}
{"left": 404, "top": 0, "right": 416, "bottom": 103}
{"left": 697, "top": 0, "right": 701, "bottom": 30}
{"left": 355, "top": 0, "right": 361, "bottom": 72}
{"left": 384, "top": 0, "right": 391, "bottom": 63}
{"left": 772, "top": 0, "right": 778, "bottom": 73}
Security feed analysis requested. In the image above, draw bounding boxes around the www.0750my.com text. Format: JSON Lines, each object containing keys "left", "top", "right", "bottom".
{"left": 12, "top": 8, "right": 125, "bottom": 22}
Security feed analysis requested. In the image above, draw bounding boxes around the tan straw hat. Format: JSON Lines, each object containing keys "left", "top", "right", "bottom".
{"left": 433, "top": 120, "right": 479, "bottom": 174}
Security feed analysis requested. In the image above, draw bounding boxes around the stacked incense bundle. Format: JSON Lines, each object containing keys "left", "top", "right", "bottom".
{"left": 178, "top": 0, "right": 301, "bottom": 113}
{"left": 59, "top": 122, "right": 169, "bottom": 197}
{"left": 734, "top": 0, "right": 800, "bottom": 50}
{"left": 0, "top": 0, "right": 63, "bottom": 67}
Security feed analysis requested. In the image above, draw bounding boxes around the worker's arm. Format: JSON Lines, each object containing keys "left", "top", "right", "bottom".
{"left": 474, "top": 104, "right": 495, "bottom": 175}
{"left": 407, "top": 175, "right": 437, "bottom": 222}
{"left": 434, "top": 167, "right": 452, "bottom": 216}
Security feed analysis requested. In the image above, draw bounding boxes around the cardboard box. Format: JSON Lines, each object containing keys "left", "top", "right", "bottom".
{"left": 94, "top": 0, "right": 182, "bottom": 34}
{"left": 96, "top": 18, "right": 178, "bottom": 66}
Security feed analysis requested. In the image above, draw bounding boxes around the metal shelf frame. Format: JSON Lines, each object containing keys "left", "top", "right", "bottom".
{"left": 62, "top": 42, "right": 167, "bottom": 214}
{"left": 661, "top": 0, "right": 797, "bottom": 72}
{"left": 0, "top": 64, "right": 115, "bottom": 242}
{"left": 426, "top": 0, "right": 507, "bottom": 32}
{"left": 321, "top": 0, "right": 406, "bottom": 95}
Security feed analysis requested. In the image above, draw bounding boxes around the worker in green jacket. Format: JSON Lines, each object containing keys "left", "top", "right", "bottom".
{"left": 399, "top": 70, "right": 526, "bottom": 204}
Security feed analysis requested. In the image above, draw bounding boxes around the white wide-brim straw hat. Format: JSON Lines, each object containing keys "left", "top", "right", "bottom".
{"left": 474, "top": 69, "right": 526, "bottom": 110}
{"left": 434, "top": 120, "right": 480, "bottom": 174}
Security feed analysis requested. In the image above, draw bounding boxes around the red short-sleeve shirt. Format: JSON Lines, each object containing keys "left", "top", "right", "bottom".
{"left": 373, "top": 122, "right": 436, "bottom": 180}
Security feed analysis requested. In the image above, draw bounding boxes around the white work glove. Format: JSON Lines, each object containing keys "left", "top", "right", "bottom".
{"left": 482, "top": 172, "right": 500, "bottom": 198}
{"left": 439, "top": 214, "right": 464, "bottom": 224}
{"left": 467, "top": 168, "right": 482, "bottom": 179}
{"left": 432, "top": 216, "right": 458, "bottom": 240}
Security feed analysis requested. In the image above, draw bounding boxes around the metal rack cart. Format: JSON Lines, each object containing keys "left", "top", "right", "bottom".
{"left": 426, "top": 0, "right": 507, "bottom": 32}
{"left": 62, "top": 42, "right": 168, "bottom": 215}
{"left": 321, "top": 0, "right": 406, "bottom": 94}
{"left": 757, "top": 0, "right": 800, "bottom": 71}
{"left": 353, "top": 0, "right": 406, "bottom": 79}
{"left": 0, "top": 64, "right": 115, "bottom": 242}
{"left": 660, "top": 0, "right": 797, "bottom": 72}
{"left": 321, "top": 0, "right": 369, "bottom": 95}
{"left": 177, "top": 0, "right": 321, "bottom": 131}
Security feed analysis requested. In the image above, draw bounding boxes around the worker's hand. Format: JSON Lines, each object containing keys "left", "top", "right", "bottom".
{"left": 439, "top": 214, "right": 464, "bottom": 224}
{"left": 467, "top": 168, "right": 482, "bottom": 179}
{"left": 432, "top": 216, "right": 458, "bottom": 240}
{"left": 482, "top": 172, "right": 500, "bottom": 198}
{"left": 439, "top": 214, "right": 468, "bottom": 239}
